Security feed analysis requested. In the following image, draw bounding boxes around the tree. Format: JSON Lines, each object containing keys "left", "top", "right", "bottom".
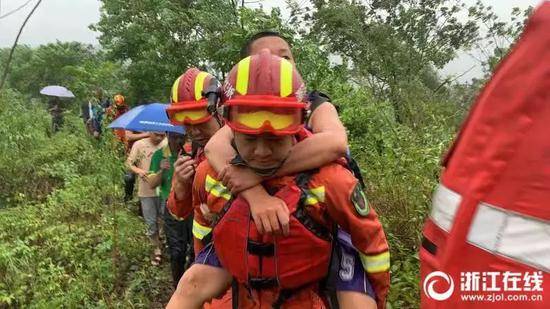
{"left": 92, "top": 0, "right": 295, "bottom": 103}
{"left": 1, "top": 42, "right": 126, "bottom": 102}
{"left": 467, "top": 0, "right": 532, "bottom": 74}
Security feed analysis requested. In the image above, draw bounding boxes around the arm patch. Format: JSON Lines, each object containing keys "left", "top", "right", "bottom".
{"left": 351, "top": 184, "right": 370, "bottom": 217}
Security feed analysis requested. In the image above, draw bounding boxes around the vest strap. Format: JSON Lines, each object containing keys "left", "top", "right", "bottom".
{"left": 248, "top": 277, "right": 278, "bottom": 290}
{"left": 247, "top": 240, "right": 275, "bottom": 257}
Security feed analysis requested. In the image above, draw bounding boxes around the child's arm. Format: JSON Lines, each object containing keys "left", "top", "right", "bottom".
{"left": 203, "top": 125, "right": 235, "bottom": 172}
{"left": 146, "top": 150, "right": 163, "bottom": 188}
{"left": 204, "top": 102, "right": 348, "bottom": 235}
{"left": 125, "top": 130, "right": 149, "bottom": 142}
{"left": 276, "top": 102, "right": 348, "bottom": 176}
{"left": 125, "top": 142, "right": 148, "bottom": 177}
{"left": 167, "top": 264, "right": 232, "bottom": 309}
{"left": 204, "top": 102, "right": 348, "bottom": 179}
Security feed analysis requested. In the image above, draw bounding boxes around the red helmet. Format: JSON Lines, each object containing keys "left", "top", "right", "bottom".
{"left": 222, "top": 49, "right": 307, "bottom": 136}
{"left": 113, "top": 94, "right": 125, "bottom": 106}
{"left": 166, "top": 68, "right": 218, "bottom": 125}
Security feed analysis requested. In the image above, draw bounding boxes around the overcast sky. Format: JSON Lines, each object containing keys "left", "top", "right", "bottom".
{"left": 0, "top": 0, "right": 543, "bottom": 81}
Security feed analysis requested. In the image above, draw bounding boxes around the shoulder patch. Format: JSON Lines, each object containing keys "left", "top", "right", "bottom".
{"left": 351, "top": 184, "right": 369, "bottom": 217}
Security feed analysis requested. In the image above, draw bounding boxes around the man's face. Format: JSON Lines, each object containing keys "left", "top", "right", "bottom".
{"left": 233, "top": 132, "right": 294, "bottom": 170}
{"left": 249, "top": 36, "right": 295, "bottom": 64}
{"left": 184, "top": 118, "right": 220, "bottom": 147}
{"left": 168, "top": 132, "right": 186, "bottom": 154}
{"left": 149, "top": 132, "right": 165, "bottom": 145}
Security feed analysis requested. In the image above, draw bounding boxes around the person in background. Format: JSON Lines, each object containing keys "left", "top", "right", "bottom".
{"left": 105, "top": 94, "right": 129, "bottom": 144}
{"left": 126, "top": 131, "right": 167, "bottom": 266}
{"left": 86, "top": 89, "right": 105, "bottom": 139}
{"left": 48, "top": 96, "right": 64, "bottom": 133}
{"left": 123, "top": 130, "right": 150, "bottom": 203}
{"left": 103, "top": 93, "right": 150, "bottom": 202}
{"left": 147, "top": 132, "right": 192, "bottom": 286}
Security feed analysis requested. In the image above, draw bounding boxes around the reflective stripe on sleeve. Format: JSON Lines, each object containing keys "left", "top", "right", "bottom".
{"left": 192, "top": 219, "right": 212, "bottom": 240}
{"left": 304, "top": 186, "right": 325, "bottom": 206}
{"left": 205, "top": 174, "right": 231, "bottom": 200}
{"left": 359, "top": 251, "right": 390, "bottom": 273}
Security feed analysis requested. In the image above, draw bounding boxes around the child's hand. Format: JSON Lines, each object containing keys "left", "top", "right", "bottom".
{"left": 248, "top": 191, "right": 290, "bottom": 236}
{"left": 219, "top": 165, "right": 262, "bottom": 194}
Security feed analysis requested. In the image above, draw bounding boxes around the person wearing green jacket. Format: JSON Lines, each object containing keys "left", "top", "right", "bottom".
{"left": 147, "top": 132, "right": 191, "bottom": 284}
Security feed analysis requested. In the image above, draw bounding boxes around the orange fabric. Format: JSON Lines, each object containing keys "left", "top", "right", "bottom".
{"left": 203, "top": 289, "right": 233, "bottom": 309}
{"left": 114, "top": 129, "right": 126, "bottom": 142}
{"left": 234, "top": 285, "right": 327, "bottom": 308}
{"left": 192, "top": 161, "right": 390, "bottom": 307}
{"left": 166, "top": 186, "right": 194, "bottom": 220}
{"left": 420, "top": 3, "right": 550, "bottom": 308}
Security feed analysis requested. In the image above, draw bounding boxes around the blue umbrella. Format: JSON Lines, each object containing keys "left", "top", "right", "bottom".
{"left": 40, "top": 85, "right": 75, "bottom": 98}
{"left": 107, "top": 103, "right": 185, "bottom": 134}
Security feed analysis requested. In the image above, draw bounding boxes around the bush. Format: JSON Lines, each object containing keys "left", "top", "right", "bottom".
{"left": 333, "top": 85, "right": 459, "bottom": 308}
{"left": 0, "top": 89, "right": 171, "bottom": 307}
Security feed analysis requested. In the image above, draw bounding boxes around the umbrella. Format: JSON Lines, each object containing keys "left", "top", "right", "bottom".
{"left": 40, "top": 85, "right": 75, "bottom": 98}
{"left": 107, "top": 103, "right": 185, "bottom": 134}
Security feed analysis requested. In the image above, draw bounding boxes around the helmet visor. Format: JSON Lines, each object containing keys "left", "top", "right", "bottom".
{"left": 167, "top": 107, "right": 212, "bottom": 125}
{"left": 227, "top": 105, "right": 303, "bottom": 135}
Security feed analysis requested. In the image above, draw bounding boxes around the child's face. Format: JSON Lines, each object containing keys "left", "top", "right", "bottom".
{"left": 149, "top": 132, "right": 165, "bottom": 145}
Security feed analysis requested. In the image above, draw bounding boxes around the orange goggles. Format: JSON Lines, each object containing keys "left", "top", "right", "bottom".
{"left": 226, "top": 105, "right": 304, "bottom": 135}
{"left": 167, "top": 102, "right": 212, "bottom": 125}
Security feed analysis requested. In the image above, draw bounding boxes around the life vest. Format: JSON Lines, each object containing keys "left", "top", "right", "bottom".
{"left": 213, "top": 172, "right": 333, "bottom": 290}
{"left": 420, "top": 3, "right": 550, "bottom": 308}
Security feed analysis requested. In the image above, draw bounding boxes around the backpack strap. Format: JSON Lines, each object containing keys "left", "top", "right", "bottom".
{"left": 346, "top": 155, "right": 366, "bottom": 190}
{"left": 318, "top": 223, "right": 340, "bottom": 309}
{"left": 294, "top": 170, "right": 334, "bottom": 242}
{"left": 308, "top": 90, "right": 331, "bottom": 114}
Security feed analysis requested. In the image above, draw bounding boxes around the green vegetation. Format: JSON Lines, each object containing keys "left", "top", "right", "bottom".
{"left": 0, "top": 90, "right": 171, "bottom": 307}
{"left": 0, "top": 0, "right": 531, "bottom": 308}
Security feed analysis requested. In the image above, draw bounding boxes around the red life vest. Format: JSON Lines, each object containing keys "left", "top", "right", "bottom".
{"left": 420, "top": 3, "right": 550, "bottom": 308}
{"left": 212, "top": 172, "right": 333, "bottom": 291}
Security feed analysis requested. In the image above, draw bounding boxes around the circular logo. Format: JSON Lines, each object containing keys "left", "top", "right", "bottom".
{"left": 423, "top": 271, "right": 454, "bottom": 301}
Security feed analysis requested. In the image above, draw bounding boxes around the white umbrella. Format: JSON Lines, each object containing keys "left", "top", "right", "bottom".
{"left": 40, "top": 85, "right": 75, "bottom": 98}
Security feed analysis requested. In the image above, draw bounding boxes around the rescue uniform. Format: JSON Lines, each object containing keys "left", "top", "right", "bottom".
{"left": 191, "top": 160, "right": 390, "bottom": 308}
{"left": 420, "top": 3, "right": 550, "bottom": 308}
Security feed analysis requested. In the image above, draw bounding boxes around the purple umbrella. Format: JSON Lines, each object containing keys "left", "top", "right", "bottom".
{"left": 40, "top": 85, "right": 75, "bottom": 98}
